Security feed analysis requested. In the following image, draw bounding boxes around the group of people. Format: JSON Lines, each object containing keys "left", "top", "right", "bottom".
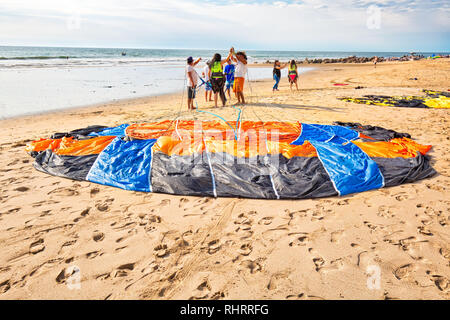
{"left": 273, "top": 60, "right": 299, "bottom": 92}
{"left": 186, "top": 47, "right": 248, "bottom": 110}
{"left": 186, "top": 48, "right": 301, "bottom": 110}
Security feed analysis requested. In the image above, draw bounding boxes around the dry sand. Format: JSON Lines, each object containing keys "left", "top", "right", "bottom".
{"left": 0, "top": 59, "right": 449, "bottom": 300}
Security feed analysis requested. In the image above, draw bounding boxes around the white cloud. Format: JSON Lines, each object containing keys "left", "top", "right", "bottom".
{"left": 0, "top": 0, "right": 448, "bottom": 51}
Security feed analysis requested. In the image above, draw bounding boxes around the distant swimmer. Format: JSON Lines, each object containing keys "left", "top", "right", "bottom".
{"left": 121, "top": 52, "right": 126, "bottom": 56}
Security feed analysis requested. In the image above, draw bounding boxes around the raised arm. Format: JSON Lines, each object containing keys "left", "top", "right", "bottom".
{"left": 221, "top": 50, "right": 234, "bottom": 65}
{"left": 193, "top": 57, "right": 202, "bottom": 67}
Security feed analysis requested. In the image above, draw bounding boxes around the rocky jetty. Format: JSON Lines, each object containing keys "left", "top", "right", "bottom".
{"left": 264, "top": 54, "right": 448, "bottom": 65}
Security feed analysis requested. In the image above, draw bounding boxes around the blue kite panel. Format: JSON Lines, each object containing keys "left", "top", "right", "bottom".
{"left": 292, "top": 124, "right": 359, "bottom": 145}
{"left": 310, "top": 140, "right": 384, "bottom": 196}
{"left": 87, "top": 137, "right": 156, "bottom": 192}
{"left": 88, "top": 124, "right": 129, "bottom": 137}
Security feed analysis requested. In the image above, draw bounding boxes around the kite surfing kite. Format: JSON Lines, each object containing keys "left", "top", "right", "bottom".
{"left": 339, "top": 90, "right": 450, "bottom": 109}
{"left": 25, "top": 120, "right": 436, "bottom": 199}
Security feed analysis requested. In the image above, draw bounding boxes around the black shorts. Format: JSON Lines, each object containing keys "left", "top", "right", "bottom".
{"left": 210, "top": 77, "right": 225, "bottom": 93}
{"left": 188, "top": 86, "right": 196, "bottom": 99}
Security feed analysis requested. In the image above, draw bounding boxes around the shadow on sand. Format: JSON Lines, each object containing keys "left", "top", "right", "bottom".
{"left": 247, "top": 102, "right": 344, "bottom": 112}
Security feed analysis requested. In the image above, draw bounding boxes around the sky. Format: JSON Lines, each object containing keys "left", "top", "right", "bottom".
{"left": 0, "top": 0, "right": 449, "bottom": 52}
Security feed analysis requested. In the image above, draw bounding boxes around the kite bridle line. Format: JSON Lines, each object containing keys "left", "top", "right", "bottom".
{"left": 191, "top": 68, "right": 243, "bottom": 141}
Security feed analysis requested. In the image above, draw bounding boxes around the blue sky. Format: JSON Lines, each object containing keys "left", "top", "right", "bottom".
{"left": 0, "top": 0, "right": 448, "bottom": 51}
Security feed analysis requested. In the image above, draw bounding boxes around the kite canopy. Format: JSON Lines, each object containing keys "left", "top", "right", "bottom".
{"left": 339, "top": 90, "right": 450, "bottom": 109}
{"left": 26, "top": 121, "right": 436, "bottom": 199}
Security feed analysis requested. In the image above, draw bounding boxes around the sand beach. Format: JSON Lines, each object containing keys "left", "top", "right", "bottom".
{"left": 0, "top": 58, "right": 449, "bottom": 300}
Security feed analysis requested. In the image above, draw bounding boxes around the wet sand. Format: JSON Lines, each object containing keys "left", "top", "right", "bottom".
{"left": 0, "top": 58, "right": 449, "bottom": 299}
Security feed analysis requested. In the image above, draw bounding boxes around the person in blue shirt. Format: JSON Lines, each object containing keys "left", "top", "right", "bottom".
{"left": 224, "top": 60, "right": 235, "bottom": 100}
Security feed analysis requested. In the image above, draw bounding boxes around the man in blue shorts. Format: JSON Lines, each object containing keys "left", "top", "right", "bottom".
{"left": 224, "top": 60, "right": 235, "bottom": 100}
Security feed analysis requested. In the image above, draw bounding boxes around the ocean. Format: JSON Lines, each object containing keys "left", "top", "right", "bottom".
{"left": 0, "top": 46, "right": 447, "bottom": 119}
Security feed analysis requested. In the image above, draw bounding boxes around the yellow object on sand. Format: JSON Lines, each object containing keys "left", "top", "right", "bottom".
{"left": 339, "top": 89, "right": 450, "bottom": 109}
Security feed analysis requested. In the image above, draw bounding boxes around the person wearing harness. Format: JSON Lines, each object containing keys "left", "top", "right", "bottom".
{"left": 186, "top": 56, "right": 202, "bottom": 110}
{"left": 209, "top": 49, "right": 233, "bottom": 108}
{"left": 273, "top": 60, "right": 288, "bottom": 92}
{"left": 288, "top": 60, "right": 299, "bottom": 91}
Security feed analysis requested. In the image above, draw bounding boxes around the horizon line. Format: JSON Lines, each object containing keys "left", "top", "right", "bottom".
{"left": 0, "top": 44, "right": 448, "bottom": 53}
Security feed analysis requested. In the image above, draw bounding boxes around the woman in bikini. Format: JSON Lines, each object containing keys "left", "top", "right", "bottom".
{"left": 288, "top": 60, "right": 299, "bottom": 91}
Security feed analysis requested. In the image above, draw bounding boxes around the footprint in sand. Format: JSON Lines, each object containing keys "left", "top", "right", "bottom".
{"left": 40, "top": 210, "right": 52, "bottom": 217}
{"left": 207, "top": 240, "right": 221, "bottom": 254}
{"left": 93, "top": 231, "right": 105, "bottom": 242}
{"left": 286, "top": 293, "right": 306, "bottom": 300}
{"left": 239, "top": 259, "right": 263, "bottom": 274}
{"left": 29, "top": 239, "right": 45, "bottom": 254}
{"left": 148, "top": 215, "right": 162, "bottom": 223}
{"left": 114, "top": 263, "right": 135, "bottom": 278}
{"left": 234, "top": 213, "right": 253, "bottom": 226}
{"left": 426, "top": 271, "right": 449, "bottom": 292}
{"left": 418, "top": 226, "right": 433, "bottom": 236}
{"left": 323, "top": 259, "right": 345, "bottom": 273}
{"left": 81, "top": 207, "right": 90, "bottom": 217}
{"left": 337, "top": 199, "right": 349, "bottom": 206}
{"left": 160, "top": 199, "right": 171, "bottom": 207}
{"left": 14, "top": 186, "right": 29, "bottom": 192}
{"left": 190, "top": 279, "right": 212, "bottom": 300}
{"left": 6, "top": 208, "right": 20, "bottom": 215}
{"left": 55, "top": 266, "right": 80, "bottom": 284}
{"left": 48, "top": 187, "right": 79, "bottom": 197}
{"left": 426, "top": 183, "right": 446, "bottom": 192}
{"left": 143, "top": 215, "right": 162, "bottom": 234}
{"left": 90, "top": 187, "right": 100, "bottom": 198}
{"left": 56, "top": 237, "right": 76, "bottom": 250}
{"left": 178, "top": 197, "right": 189, "bottom": 208}
{"left": 267, "top": 272, "right": 290, "bottom": 291}
{"left": 364, "top": 221, "right": 386, "bottom": 232}
{"left": 238, "top": 243, "right": 253, "bottom": 256}
{"left": 258, "top": 217, "right": 273, "bottom": 225}
{"left": 378, "top": 206, "right": 395, "bottom": 218}
{"left": 312, "top": 257, "right": 325, "bottom": 272}
{"left": 154, "top": 244, "right": 169, "bottom": 258}
{"left": 96, "top": 198, "right": 114, "bottom": 212}
{"left": 439, "top": 248, "right": 450, "bottom": 260}
{"left": 0, "top": 280, "right": 11, "bottom": 294}
{"left": 330, "top": 230, "right": 344, "bottom": 243}
{"left": 394, "top": 264, "right": 414, "bottom": 280}
{"left": 394, "top": 193, "right": 409, "bottom": 202}
{"left": 289, "top": 233, "right": 310, "bottom": 247}
{"left": 86, "top": 251, "right": 102, "bottom": 259}
{"left": 96, "top": 273, "right": 111, "bottom": 281}
{"left": 210, "top": 291, "right": 226, "bottom": 300}
{"left": 141, "top": 261, "right": 159, "bottom": 275}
